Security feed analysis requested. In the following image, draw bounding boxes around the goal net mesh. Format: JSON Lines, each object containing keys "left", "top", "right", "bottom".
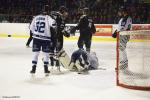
{"left": 116, "top": 30, "right": 150, "bottom": 90}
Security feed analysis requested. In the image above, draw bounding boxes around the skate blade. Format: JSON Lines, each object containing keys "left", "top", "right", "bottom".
{"left": 45, "top": 73, "right": 50, "bottom": 77}
{"left": 78, "top": 71, "right": 89, "bottom": 75}
{"left": 30, "top": 73, "right": 35, "bottom": 77}
{"left": 57, "top": 69, "right": 61, "bottom": 72}
{"left": 26, "top": 46, "right": 31, "bottom": 48}
{"left": 57, "top": 67, "right": 61, "bottom": 72}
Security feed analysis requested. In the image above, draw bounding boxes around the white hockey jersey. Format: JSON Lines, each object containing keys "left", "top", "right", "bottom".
{"left": 117, "top": 16, "right": 132, "bottom": 32}
{"left": 30, "top": 14, "right": 56, "bottom": 40}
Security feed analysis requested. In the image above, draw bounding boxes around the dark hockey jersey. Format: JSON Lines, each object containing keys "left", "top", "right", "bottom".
{"left": 50, "top": 11, "right": 65, "bottom": 32}
{"left": 76, "top": 15, "right": 96, "bottom": 34}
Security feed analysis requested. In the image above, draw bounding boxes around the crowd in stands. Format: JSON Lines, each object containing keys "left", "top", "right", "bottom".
{"left": 0, "top": 0, "right": 150, "bottom": 24}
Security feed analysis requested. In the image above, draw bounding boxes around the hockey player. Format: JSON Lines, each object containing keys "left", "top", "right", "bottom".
{"left": 30, "top": 5, "right": 56, "bottom": 76}
{"left": 49, "top": 6, "right": 70, "bottom": 69}
{"left": 69, "top": 49, "right": 90, "bottom": 73}
{"left": 112, "top": 6, "right": 132, "bottom": 70}
{"left": 70, "top": 7, "right": 96, "bottom": 52}
{"left": 69, "top": 49, "right": 99, "bottom": 73}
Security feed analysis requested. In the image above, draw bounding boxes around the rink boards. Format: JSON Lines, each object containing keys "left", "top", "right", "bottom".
{"left": 0, "top": 23, "right": 150, "bottom": 42}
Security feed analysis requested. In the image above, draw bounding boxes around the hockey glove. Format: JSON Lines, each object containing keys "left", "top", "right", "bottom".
{"left": 112, "top": 30, "right": 117, "bottom": 38}
{"left": 62, "top": 30, "right": 70, "bottom": 37}
{"left": 70, "top": 27, "right": 77, "bottom": 36}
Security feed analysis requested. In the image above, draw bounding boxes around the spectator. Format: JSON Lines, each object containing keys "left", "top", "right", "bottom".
{"left": 0, "top": 0, "right": 149, "bottom": 24}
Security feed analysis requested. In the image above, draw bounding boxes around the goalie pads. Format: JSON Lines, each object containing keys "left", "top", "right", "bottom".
{"left": 57, "top": 49, "right": 71, "bottom": 69}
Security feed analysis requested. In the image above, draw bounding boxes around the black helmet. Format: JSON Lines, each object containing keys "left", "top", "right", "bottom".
{"left": 59, "top": 6, "right": 68, "bottom": 13}
{"left": 42, "top": 5, "right": 50, "bottom": 14}
{"left": 83, "top": 7, "right": 89, "bottom": 12}
{"left": 82, "top": 7, "right": 89, "bottom": 15}
{"left": 119, "top": 6, "right": 127, "bottom": 12}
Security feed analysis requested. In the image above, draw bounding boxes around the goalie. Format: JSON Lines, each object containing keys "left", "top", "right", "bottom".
{"left": 49, "top": 6, "right": 70, "bottom": 70}
{"left": 112, "top": 6, "right": 132, "bottom": 70}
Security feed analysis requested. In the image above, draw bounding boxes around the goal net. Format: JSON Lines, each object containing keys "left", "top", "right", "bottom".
{"left": 116, "top": 30, "right": 150, "bottom": 90}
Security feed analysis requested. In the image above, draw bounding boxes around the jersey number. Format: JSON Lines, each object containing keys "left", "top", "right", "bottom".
{"left": 35, "top": 22, "right": 45, "bottom": 33}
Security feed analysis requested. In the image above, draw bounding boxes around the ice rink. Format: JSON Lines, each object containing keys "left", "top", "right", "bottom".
{"left": 0, "top": 38, "right": 150, "bottom": 100}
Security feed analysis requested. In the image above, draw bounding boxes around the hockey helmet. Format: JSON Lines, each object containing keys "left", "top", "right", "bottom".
{"left": 42, "top": 5, "right": 50, "bottom": 14}
{"left": 82, "top": 7, "right": 89, "bottom": 15}
{"left": 119, "top": 6, "right": 128, "bottom": 13}
{"left": 59, "top": 6, "right": 68, "bottom": 13}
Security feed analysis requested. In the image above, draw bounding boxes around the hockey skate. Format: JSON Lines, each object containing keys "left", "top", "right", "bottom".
{"left": 77, "top": 64, "right": 89, "bottom": 74}
{"left": 50, "top": 57, "right": 54, "bottom": 66}
{"left": 69, "top": 64, "right": 78, "bottom": 72}
{"left": 56, "top": 59, "right": 61, "bottom": 72}
{"left": 26, "top": 45, "right": 31, "bottom": 48}
{"left": 44, "top": 65, "right": 50, "bottom": 77}
{"left": 30, "top": 65, "right": 36, "bottom": 74}
{"left": 78, "top": 67, "right": 89, "bottom": 74}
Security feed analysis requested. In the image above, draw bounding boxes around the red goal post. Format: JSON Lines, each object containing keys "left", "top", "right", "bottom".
{"left": 116, "top": 30, "right": 150, "bottom": 91}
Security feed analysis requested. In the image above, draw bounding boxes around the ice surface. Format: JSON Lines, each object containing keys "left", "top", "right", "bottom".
{"left": 0, "top": 38, "right": 149, "bottom": 100}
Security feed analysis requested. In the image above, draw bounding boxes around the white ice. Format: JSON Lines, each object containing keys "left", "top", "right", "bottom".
{"left": 0, "top": 38, "right": 150, "bottom": 100}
